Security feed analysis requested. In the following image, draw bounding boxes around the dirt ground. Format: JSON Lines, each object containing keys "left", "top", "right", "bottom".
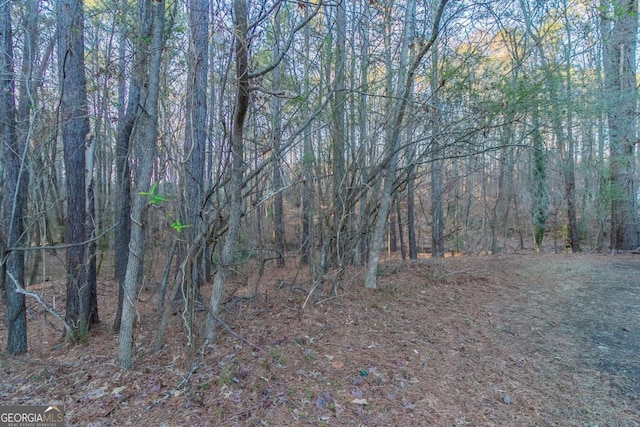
{"left": 1, "top": 252, "right": 639, "bottom": 426}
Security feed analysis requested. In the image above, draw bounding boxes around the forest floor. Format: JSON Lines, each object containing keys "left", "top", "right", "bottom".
{"left": 1, "top": 251, "right": 639, "bottom": 426}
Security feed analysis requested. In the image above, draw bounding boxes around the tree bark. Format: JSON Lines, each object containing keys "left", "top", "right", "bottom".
{"left": 491, "top": 141, "right": 513, "bottom": 255}
{"left": 364, "top": 0, "right": 448, "bottom": 289}
{"left": 57, "top": 0, "right": 97, "bottom": 337}
{"left": 206, "top": 0, "right": 249, "bottom": 341}
{"left": 520, "top": 0, "right": 581, "bottom": 253}
{"left": 430, "top": 34, "right": 445, "bottom": 259}
{"left": 300, "top": 8, "right": 315, "bottom": 267}
{"left": 118, "top": 0, "right": 165, "bottom": 369}
{"left": 356, "top": 0, "right": 371, "bottom": 265}
{"left": 1, "top": 0, "right": 28, "bottom": 354}
{"left": 184, "top": 0, "right": 209, "bottom": 289}
{"left": 601, "top": 0, "right": 639, "bottom": 250}
{"left": 271, "top": 17, "right": 285, "bottom": 268}
{"left": 330, "top": 0, "right": 347, "bottom": 267}
{"left": 113, "top": 0, "right": 145, "bottom": 332}
{"left": 531, "top": 98, "right": 548, "bottom": 252}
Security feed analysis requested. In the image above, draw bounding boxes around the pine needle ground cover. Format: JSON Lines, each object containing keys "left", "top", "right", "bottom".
{"left": 1, "top": 253, "right": 638, "bottom": 426}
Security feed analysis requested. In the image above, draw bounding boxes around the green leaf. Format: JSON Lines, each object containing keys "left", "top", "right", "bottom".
{"left": 171, "top": 220, "right": 192, "bottom": 233}
{"left": 150, "top": 194, "right": 167, "bottom": 205}
{"left": 139, "top": 182, "right": 166, "bottom": 205}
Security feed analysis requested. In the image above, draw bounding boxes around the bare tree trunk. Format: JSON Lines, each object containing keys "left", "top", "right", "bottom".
{"left": 364, "top": 0, "right": 448, "bottom": 289}
{"left": 491, "top": 141, "right": 513, "bottom": 255}
{"left": 206, "top": 0, "right": 249, "bottom": 341}
{"left": 430, "top": 36, "right": 445, "bottom": 259}
{"left": 18, "top": 1, "right": 42, "bottom": 291}
{"left": 271, "top": 21, "right": 285, "bottom": 268}
{"left": 407, "top": 167, "right": 418, "bottom": 259}
{"left": 522, "top": 0, "right": 581, "bottom": 253}
{"left": 330, "top": 0, "right": 347, "bottom": 267}
{"left": 593, "top": 28, "right": 608, "bottom": 250}
{"left": 531, "top": 98, "right": 548, "bottom": 252}
{"left": 300, "top": 6, "right": 315, "bottom": 267}
{"left": 1, "top": 0, "right": 27, "bottom": 354}
{"left": 601, "top": 0, "right": 639, "bottom": 250}
{"left": 356, "top": 0, "right": 371, "bottom": 266}
{"left": 389, "top": 202, "right": 398, "bottom": 253}
{"left": 560, "top": 2, "right": 580, "bottom": 251}
{"left": 396, "top": 202, "right": 406, "bottom": 260}
{"left": 118, "top": 0, "right": 165, "bottom": 369}
{"left": 184, "top": 0, "right": 209, "bottom": 289}
{"left": 57, "top": 0, "right": 97, "bottom": 338}
{"left": 300, "top": 106, "right": 314, "bottom": 266}
{"left": 431, "top": 155, "right": 445, "bottom": 257}
{"left": 113, "top": 0, "right": 143, "bottom": 332}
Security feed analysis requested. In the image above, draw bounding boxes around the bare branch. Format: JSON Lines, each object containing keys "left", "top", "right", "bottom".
{"left": 249, "top": 0, "right": 322, "bottom": 79}
{"left": 3, "top": 223, "right": 118, "bottom": 255}
{"left": 6, "top": 271, "right": 73, "bottom": 338}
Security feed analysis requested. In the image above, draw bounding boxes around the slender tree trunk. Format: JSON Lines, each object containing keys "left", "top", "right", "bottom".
{"left": 601, "top": 0, "right": 639, "bottom": 250}
{"left": 430, "top": 36, "right": 445, "bottom": 258}
{"left": 561, "top": 2, "right": 580, "bottom": 252}
{"left": 356, "top": 0, "right": 371, "bottom": 265}
{"left": 521, "top": 0, "right": 581, "bottom": 253}
{"left": 364, "top": 0, "right": 447, "bottom": 289}
{"left": 300, "top": 6, "right": 314, "bottom": 267}
{"left": 389, "top": 203, "right": 398, "bottom": 253}
{"left": 396, "top": 202, "right": 406, "bottom": 260}
{"left": 562, "top": 129, "right": 580, "bottom": 251}
{"left": 17, "top": 0, "right": 40, "bottom": 291}
{"left": 531, "top": 99, "right": 548, "bottom": 252}
{"left": 491, "top": 141, "right": 513, "bottom": 255}
{"left": 271, "top": 25, "right": 285, "bottom": 268}
{"left": 595, "top": 20, "right": 609, "bottom": 251}
{"left": 118, "top": 0, "right": 165, "bottom": 369}
{"left": 431, "top": 154, "right": 445, "bottom": 257}
{"left": 407, "top": 166, "right": 418, "bottom": 259}
{"left": 1, "top": 0, "right": 27, "bottom": 354}
{"left": 113, "top": 0, "right": 144, "bottom": 332}
{"left": 206, "top": 0, "right": 249, "bottom": 341}
{"left": 300, "top": 117, "right": 314, "bottom": 266}
{"left": 330, "top": 0, "right": 347, "bottom": 267}
{"left": 184, "top": 0, "right": 209, "bottom": 289}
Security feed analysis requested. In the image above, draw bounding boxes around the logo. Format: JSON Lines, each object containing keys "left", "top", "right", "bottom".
{"left": 0, "top": 405, "right": 64, "bottom": 427}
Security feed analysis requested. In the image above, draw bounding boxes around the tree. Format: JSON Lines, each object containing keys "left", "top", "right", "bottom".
{"left": 356, "top": 0, "right": 372, "bottom": 264}
{"left": 364, "top": 0, "right": 448, "bottom": 289}
{"left": 118, "top": 0, "right": 165, "bottom": 369}
{"left": 57, "top": 0, "right": 98, "bottom": 338}
{"left": 430, "top": 11, "right": 445, "bottom": 258}
{"left": 271, "top": 12, "right": 285, "bottom": 268}
{"left": 184, "top": 0, "right": 209, "bottom": 288}
{"left": 531, "top": 96, "right": 548, "bottom": 252}
{"left": 601, "top": 0, "right": 639, "bottom": 250}
{"left": 329, "top": 0, "right": 347, "bottom": 267}
{"left": 1, "top": 0, "right": 28, "bottom": 354}
{"left": 300, "top": 6, "right": 315, "bottom": 266}
{"left": 205, "top": 0, "right": 250, "bottom": 341}
{"left": 113, "top": 0, "right": 139, "bottom": 332}
{"left": 520, "top": 0, "right": 580, "bottom": 252}
{"left": 201, "top": 0, "right": 321, "bottom": 339}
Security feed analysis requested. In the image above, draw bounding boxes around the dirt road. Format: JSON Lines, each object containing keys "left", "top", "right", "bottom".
{"left": 513, "top": 254, "right": 640, "bottom": 422}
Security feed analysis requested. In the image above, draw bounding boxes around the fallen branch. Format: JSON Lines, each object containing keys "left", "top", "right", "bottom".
{"left": 0, "top": 350, "right": 69, "bottom": 368}
{"left": 6, "top": 271, "right": 73, "bottom": 338}
{"left": 199, "top": 290, "right": 264, "bottom": 352}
